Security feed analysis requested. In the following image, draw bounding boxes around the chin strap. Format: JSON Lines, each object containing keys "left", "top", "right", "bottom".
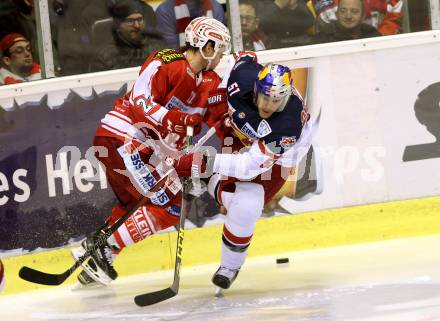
{"left": 205, "top": 59, "right": 213, "bottom": 71}
{"left": 200, "top": 47, "right": 217, "bottom": 71}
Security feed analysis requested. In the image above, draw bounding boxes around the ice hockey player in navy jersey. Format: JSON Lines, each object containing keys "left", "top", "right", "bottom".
{"left": 199, "top": 52, "right": 317, "bottom": 290}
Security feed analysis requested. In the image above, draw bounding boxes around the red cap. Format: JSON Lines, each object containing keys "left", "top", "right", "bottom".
{"left": 0, "top": 33, "right": 27, "bottom": 53}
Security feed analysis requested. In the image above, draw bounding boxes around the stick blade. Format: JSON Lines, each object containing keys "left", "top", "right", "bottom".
{"left": 134, "top": 287, "right": 177, "bottom": 307}
{"left": 19, "top": 266, "right": 69, "bottom": 286}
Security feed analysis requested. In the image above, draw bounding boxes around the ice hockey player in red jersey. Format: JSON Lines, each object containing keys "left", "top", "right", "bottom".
{"left": 0, "top": 259, "right": 5, "bottom": 293}
{"left": 72, "top": 16, "right": 231, "bottom": 287}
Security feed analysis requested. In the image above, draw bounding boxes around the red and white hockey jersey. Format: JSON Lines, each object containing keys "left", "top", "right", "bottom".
{"left": 96, "top": 49, "right": 222, "bottom": 149}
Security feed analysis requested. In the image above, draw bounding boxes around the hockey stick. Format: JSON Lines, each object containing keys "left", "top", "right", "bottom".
{"left": 19, "top": 122, "right": 219, "bottom": 286}
{"left": 134, "top": 126, "right": 194, "bottom": 307}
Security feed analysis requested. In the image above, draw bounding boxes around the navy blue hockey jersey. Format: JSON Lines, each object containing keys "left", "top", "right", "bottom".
{"left": 211, "top": 56, "right": 315, "bottom": 180}
{"left": 226, "top": 56, "right": 308, "bottom": 155}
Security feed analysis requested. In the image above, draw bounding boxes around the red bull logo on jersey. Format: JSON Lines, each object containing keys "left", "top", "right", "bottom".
{"left": 280, "top": 136, "right": 297, "bottom": 149}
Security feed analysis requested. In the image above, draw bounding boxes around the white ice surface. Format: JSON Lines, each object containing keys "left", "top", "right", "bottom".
{"left": 1, "top": 234, "right": 440, "bottom": 321}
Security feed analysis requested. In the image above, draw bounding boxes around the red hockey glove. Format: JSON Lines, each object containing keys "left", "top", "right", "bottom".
{"left": 233, "top": 51, "right": 258, "bottom": 63}
{"left": 162, "top": 109, "right": 202, "bottom": 136}
{"left": 216, "top": 112, "right": 233, "bottom": 139}
{"left": 174, "top": 152, "right": 207, "bottom": 178}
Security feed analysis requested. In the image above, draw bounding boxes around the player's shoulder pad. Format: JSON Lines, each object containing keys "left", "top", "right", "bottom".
{"left": 227, "top": 60, "right": 262, "bottom": 98}
{"left": 261, "top": 94, "right": 308, "bottom": 155}
{"left": 201, "top": 70, "right": 222, "bottom": 89}
{"left": 153, "top": 49, "right": 185, "bottom": 64}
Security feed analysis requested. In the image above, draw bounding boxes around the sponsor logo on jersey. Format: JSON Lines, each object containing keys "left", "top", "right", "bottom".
{"left": 126, "top": 209, "right": 154, "bottom": 242}
{"left": 257, "top": 120, "right": 272, "bottom": 137}
{"left": 208, "top": 94, "right": 223, "bottom": 105}
{"left": 119, "top": 144, "right": 163, "bottom": 195}
{"left": 280, "top": 136, "right": 297, "bottom": 149}
{"left": 154, "top": 49, "right": 184, "bottom": 64}
{"left": 151, "top": 188, "right": 170, "bottom": 206}
{"left": 131, "top": 153, "right": 143, "bottom": 170}
{"left": 166, "top": 205, "right": 181, "bottom": 217}
{"left": 240, "top": 122, "right": 260, "bottom": 140}
{"left": 142, "top": 172, "right": 158, "bottom": 190}
{"left": 165, "top": 96, "right": 189, "bottom": 112}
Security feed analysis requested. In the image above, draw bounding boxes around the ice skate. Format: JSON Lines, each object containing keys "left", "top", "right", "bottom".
{"left": 71, "top": 233, "right": 118, "bottom": 286}
{"left": 71, "top": 270, "right": 104, "bottom": 291}
{"left": 212, "top": 266, "right": 240, "bottom": 290}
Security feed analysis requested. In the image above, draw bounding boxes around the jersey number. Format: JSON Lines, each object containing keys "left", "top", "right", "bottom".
{"left": 228, "top": 82, "right": 240, "bottom": 96}
{"left": 134, "top": 95, "right": 154, "bottom": 114}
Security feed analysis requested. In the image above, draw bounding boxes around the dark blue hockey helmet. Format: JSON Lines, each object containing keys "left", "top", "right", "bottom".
{"left": 254, "top": 63, "right": 293, "bottom": 113}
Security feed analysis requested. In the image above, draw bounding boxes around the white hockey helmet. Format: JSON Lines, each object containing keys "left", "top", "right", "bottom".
{"left": 184, "top": 16, "right": 231, "bottom": 60}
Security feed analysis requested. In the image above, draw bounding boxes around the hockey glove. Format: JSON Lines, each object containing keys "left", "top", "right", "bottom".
{"left": 162, "top": 109, "right": 202, "bottom": 136}
{"left": 174, "top": 146, "right": 215, "bottom": 178}
{"left": 174, "top": 152, "right": 206, "bottom": 177}
{"left": 233, "top": 51, "right": 258, "bottom": 64}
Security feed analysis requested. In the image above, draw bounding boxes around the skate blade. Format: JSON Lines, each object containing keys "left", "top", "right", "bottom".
{"left": 214, "top": 286, "right": 224, "bottom": 298}
{"left": 71, "top": 281, "right": 104, "bottom": 292}
{"left": 71, "top": 251, "right": 113, "bottom": 286}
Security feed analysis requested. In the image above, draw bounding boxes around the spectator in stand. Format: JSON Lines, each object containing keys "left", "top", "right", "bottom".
{"left": 0, "top": 0, "right": 38, "bottom": 61}
{"left": 239, "top": 0, "right": 270, "bottom": 51}
{"left": 259, "top": 0, "right": 315, "bottom": 48}
{"left": 107, "top": 0, "right": 158, "bottom": 30}
{"left": 155, "top": 0, "right": 225, "bottom": 49}
{"left": 310, "top": 0, "right": 403, "bottom": 35}
{"left": 313, "top": 0, "right": 381, "bottom": 43}
{"left": 0, "top": 33, "right": 41, "bottom": 85}
{"left": 49, "top": 0, "right": 110, "bottom": 75}
{"left": 91, "top": 0, "right": 165, "bottom": 71}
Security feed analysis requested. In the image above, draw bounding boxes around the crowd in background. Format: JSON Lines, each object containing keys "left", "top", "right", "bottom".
{"left": 0, "top": 0, "right": 432, "bottom": 86}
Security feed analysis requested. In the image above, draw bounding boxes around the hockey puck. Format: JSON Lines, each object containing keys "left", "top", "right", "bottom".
{"left": 276, "top": 258, "right": 289, "bottom": 264}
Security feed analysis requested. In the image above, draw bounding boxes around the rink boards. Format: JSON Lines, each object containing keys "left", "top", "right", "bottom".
{"left": 1, "top": 31, "right": 440, "bottom": 295}
{"left": 2, "top": 195, "right": 440, "bottom": 295}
